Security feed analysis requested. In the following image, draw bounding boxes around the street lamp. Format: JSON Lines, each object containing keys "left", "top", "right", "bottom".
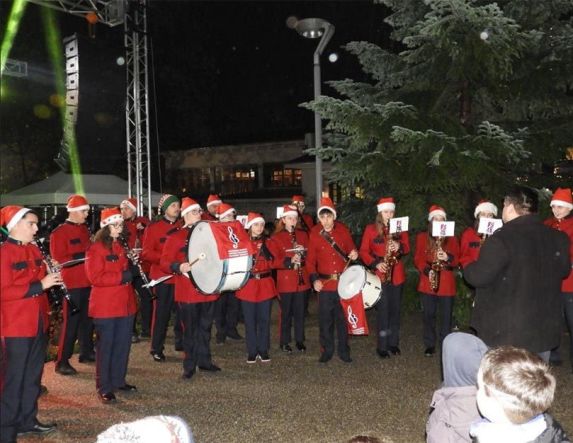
{"left": 291, "top": 17, "right": 335, "bottom": 206}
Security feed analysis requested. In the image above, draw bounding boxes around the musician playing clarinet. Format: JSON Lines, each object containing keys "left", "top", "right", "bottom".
{"left": 160, "top": 198, "right": 220, "bottom": 379}
{"left": 414, "top": 205, "right": 459, "bottom": 357}
{"left": 459, "top": 200, "right": 498, "bottom": 269}
{"left": 50, "top": 194, "right": 95, "bottom": 376}
{"left": 359, "top": 197, "right": 410, "bottom": 359}
{"left": 1, "top": 206, "right": 59, "bottom": 441}
{"left": 269, "top": 205, "right": 310, "bottom": 353}
{"left": 306, "top": 197, "right": 358, "bottom": 363}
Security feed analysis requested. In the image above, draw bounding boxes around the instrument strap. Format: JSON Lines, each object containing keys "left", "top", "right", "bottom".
{"left": 320, "top": 229, "right": 349, "bottom": 261}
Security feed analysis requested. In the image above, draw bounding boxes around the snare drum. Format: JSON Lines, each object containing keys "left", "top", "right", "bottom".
{"left": 187, "top": 221, "right": 253, "bottom": 294}
{"left": 338, "top": 265, "right": 382, "bottom": 309}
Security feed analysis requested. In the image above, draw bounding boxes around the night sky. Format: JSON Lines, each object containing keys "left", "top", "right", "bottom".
{"left": 1, "top": 1, "right": 391, "bottom": 177}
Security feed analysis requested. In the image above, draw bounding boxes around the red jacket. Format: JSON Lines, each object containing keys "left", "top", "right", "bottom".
{"left": 1, "top": 238, "right": 49, "bottom": 337}
{"left": 201, "top": 212, "right": 217, "bottom": 221}
{"left": 459, "top": 227, "right": 482, "bottom": 269}
{"left": 236, "top": 236, "right": 278, "bottom": 303}
{"left": 160, "top": 227, "right": 219, "bottom": 303}
{"left": 141, "top": 218, "right": 181, "bottom": 282}
{"left": 86, "top": 241, "right": 137, "bottom": 318}
{"left": 544, "top": 215, "right": 573, "bottom": 292}
{"left": 306, "top": 222, "right": 357, "bottom": 292}
{"left": 359, "top": 223, "right": 410, "bottom": 285}
{"left": 414, "top": 232, "right": 459, "bottom": 296}
{"left": 268, "top": 229, "right": 310, "bottom": 293}
{"left": 49, "top": 221, "right": 91, "bottom": 289}
{"left": 299, "top": 213, "right": 315, "bottom": 232}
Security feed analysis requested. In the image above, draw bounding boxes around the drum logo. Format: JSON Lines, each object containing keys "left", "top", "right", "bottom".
{"left": 347, "top": 306, "right": 358, "bottom": 328}
{"left": 227, "top": 226, "right": 240, "bottom": 249}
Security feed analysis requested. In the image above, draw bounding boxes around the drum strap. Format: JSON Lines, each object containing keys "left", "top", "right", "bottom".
{"left": 320, "top": 229, "right": 349, "bottom": 261}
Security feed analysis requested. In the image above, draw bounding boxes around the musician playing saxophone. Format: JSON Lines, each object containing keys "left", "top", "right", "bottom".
{"left": 359, "top": 197, "right": 410, "bottom": 359}
{"left": 414, "top": 205, "right": 459, "bottom": 358}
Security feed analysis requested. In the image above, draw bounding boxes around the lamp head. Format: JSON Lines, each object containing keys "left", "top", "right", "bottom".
{"left": 294, "top": 18, "right": 330, "bottom": 39}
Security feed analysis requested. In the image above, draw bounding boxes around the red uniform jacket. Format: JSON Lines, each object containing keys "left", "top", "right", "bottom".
{"left": 414, "top": 232, "right": 459, "bottom": 296}
{"left": 0, "top": 238, "right": 49, "bottom": 337}
{"left": 306, "top": 222, "right": 357, "bottom": 292}
{"left": 236, "top": 236, "right": 278, "bottom": 303}
{"left": 545, "top": 215, "right": 573, "bottom": 292}
{"left": 459, "top": 227, "right": 482, "bottom": 269}
{"left": 86, "top": 241, "right": 137, "bottom": 318}
{"left": 268, "top": 229, "right": 310, "bottom": 293}
{"left": 299, "top": 213, "right": 315, "bottom": 232}
{"left": 160, "top": 227, "right": 219, "bottom": 304}
{"left": 141, "top": 218, "right": 181, "bottom": 282}
{"left": 359, "top": 223, "right": 410, "bottom": 285}
{"left": 49, "top": 221, "right": 91, "bottom": 289}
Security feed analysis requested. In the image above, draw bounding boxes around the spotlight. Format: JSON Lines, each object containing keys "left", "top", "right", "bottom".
{"left": 328, "top": 52, "right": 338, "bottom": 63}
{"left": 116, "top": 56, "right": 125, "bottom": 66}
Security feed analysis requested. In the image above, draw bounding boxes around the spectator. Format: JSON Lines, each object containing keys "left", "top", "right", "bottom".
{"left": 97, "top": 415, "right": 193, "bottom": 443}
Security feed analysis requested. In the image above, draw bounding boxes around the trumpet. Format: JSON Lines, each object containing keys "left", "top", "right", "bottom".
{"left": 118, "top": 234, "right": 156, "bottom": 300}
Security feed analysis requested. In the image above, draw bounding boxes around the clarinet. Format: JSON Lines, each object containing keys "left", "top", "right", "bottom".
{"left": 34, "top": 238, "right": 80, "bottom": 314}
{"left": 289, "top": 228, "right": 305, "bottom": 286}
{"left": 118, "top": 234, "right": 156, "bottom": 301}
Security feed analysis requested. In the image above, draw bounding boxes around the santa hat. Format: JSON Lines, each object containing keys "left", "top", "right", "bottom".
{"left": 291, "top": 195, "right": 305, "bottom": 204}
{"left": 376, "top": 197, "right": 395, "bottom": 213}
{"left": 474, "top": 200, "right": 498, "bottom": 218}
{"left": 158, "top": 194, "right": 179, "bottom": 214}
{"left": 428, "top": 205, "right": 446, "bottom": 221}
{"left": 550, "top": 188, "right": 573, "bottom": 210}
{"left": 120, "top": 197, "right": 137, "bottom": 212}
{"left": 100, "top": 207, "right": 123, "bottom": 228}
{"left": 245, "top": 212, "right": 265, "bottom": 229}
{"left": 216, "top": 203, "right": 235, "bottom": 220}
{"left": 206, "top": 194, "right": 222, "bottom": 208}
{"left": 66, "top": 194, "right": 90, "bottom": 212}
{"left": 281, "top": 204, "right": 298, "bottom": 218}
{"left": 317, "top": 197, "right": 337, "bottom": 220}
{"left": 180, "top": 197, "right": 201, "bottom": 217}
{"left": 1, "top": 205, "right": 32, "bottom": 232}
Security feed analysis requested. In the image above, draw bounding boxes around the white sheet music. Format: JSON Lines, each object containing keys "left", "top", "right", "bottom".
{"left": 236, "top": 215, "right": 247, "bottom": 227}
{"left": 389, "top": 216, "right": 409, "bottom": 234}
{"left": 276, "top": 206, "right": 284, "bottom": 219}
{"left": 432, "top": 221, "right": 455, "bottom": 237}
{"left": 478, "top": 217, "right": 503, "bottom": 236}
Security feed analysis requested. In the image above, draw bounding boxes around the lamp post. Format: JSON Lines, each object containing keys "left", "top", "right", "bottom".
{"left": 292, "top": 17, "right": 335, "bottom": 206}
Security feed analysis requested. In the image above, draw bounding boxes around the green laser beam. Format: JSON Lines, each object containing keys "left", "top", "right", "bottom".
{"left": 0, "top": 0, "right": 28, "bottom": 73}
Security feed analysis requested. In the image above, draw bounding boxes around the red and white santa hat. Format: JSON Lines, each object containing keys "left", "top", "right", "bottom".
{"left": 245, "top": 212, "right": 265, "bottom": 229}
{"left": 376, "top": 197, "right": 395, "bottom": 213}
{"left": 550, "top": 188, "right": 573, "bottom": 210}
{"left": 120, "top": 197, "right": 138, "bottom": 212}
{"left": 66, "top": 194, "right": 90, "bottom": 212}
{"left": 180, "top": 197, "right": 201, "bottom": 217}
{"left": 100, "top": 207, "right": 123, "bottom": 228}
{"left": 216, "top": 202, "right": 235, "bottom": 220}
{"left": 428, "top": 204, "right": 446, "bottom": 221}
{"left": 0, "top": 205, "right": 32, "bottom": 232}
{"left": 291, "top": 195, "right": 305, "bottom": 204}
{"left": 206, "top": 194, "right": 222, "bottom": 208}
{"left": 317, "top": 197, "right": 337, "bottom": 220}
{"left": 281, "top": 204, "right": 298, "bottom": 218}
{"left": 474, "top": 200, "right": 498, "bottom": 218}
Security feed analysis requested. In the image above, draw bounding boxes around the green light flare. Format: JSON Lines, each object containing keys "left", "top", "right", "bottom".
{"left": 41, "top": 7, "right": 85, "bottom": 195}
{"left": 0, "top": 0, "right": 27, "bottom": 73}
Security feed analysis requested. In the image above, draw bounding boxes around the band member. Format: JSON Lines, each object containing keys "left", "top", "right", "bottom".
{"left": 160, "top": 198, "right": 221, "bottom": 379}
{"left": 306, "top": 197, "right": 358, "bottom": 363}
{"left": 291, "top": 195, "right": 314, "bottom": 231}
{"left": 414, "top": 205, "right": 459, "bottom": 357}
{"left": 50, "top": 195, "right": 95, "bottom": 376}
{"left": 202, "top": 194, "right": 222, "bottom": 221}
{"left": 359, "top": 197, "right": 410, "bottom": 358}
{"left": 236, "top": 212, "right": 278, "bottom": 363}
{"left": 214, "top": 203, "right": 243, "bottom": 343}
{"left": 544, "top": 188, "right": 573, "bottom": 370}
{"left": 1, "top": 206, "right": 59, "bottom": 440}
{"left": 86, "top": 208, "right": 137, "bottom": 403}
{"left": 269, "top": 204, "right": 310, "bottom": 353}
{"left": 120, "top": 197, "right": 152, "bottom": 341}
{"left": 142, "top": 194, "right": 183, "bottom": 362}
{"left": 459, "top": 200, "right": 498, "bottom": 269}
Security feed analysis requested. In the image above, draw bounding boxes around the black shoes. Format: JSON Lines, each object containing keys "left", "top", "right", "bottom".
{"left": 296, "top": 342, "right": 306, "bottom": 352}
{"left": 199, "top": 363, "right": 221, "bottom": 372}
{"left": 280, "top": 344, "right": 293, "bottom": 353}
{"left": 55, "top": 361, "right": 77, "bottom": 376}
{"left": 318, "top": 353, "right": 332, "bottom": 363}
{"left": 247, "top": 355, "right": 257, "bottom": 364}
{"left": 227, "top": 330, "right": 243, "bottom": 340}
{"left": 117, "top": 383, "right": 137, "bottom": 391}
{"left": 424, "top": 347, "right": 435, "bottom": 357}
{"left": 376, "top": 349, "right": 390, "bottom": 359}
{"left": 182, "top": 370, "right": 195, "bottom": 380}
{"left": 99, "top": 392, "right": 117, "bottom": 404}
{"left": 150, "top": 351, "right": 166, "bottom": 362}
{"left": 78, "top": 353, "right": 96, "bottom": 363}
{"left": 17, "top": 421, "right": 57, "bottom": 436}
{"left": 339, "top": 354, "right": 353, "bottom": 363}
{"left": 389, "top": 346, "right": 401, "bottom": 356}
{"left": 258, "top": 353, "right": 271, "bottom": 363}
{"left": 174, "top": 344, "right": 184, "bottom": 352}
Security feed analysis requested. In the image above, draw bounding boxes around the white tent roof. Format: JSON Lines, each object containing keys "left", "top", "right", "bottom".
{"left": 0, "top": 171, "right": 163, "bottom": 207}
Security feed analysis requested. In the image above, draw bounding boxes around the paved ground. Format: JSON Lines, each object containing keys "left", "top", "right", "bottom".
{"left": 23, "top": 299, "right": 573, "bottom": 443}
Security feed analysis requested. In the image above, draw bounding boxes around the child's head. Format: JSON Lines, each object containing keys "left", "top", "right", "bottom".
{"left": 476, "top": 346, "right": 556, "bottom": 425}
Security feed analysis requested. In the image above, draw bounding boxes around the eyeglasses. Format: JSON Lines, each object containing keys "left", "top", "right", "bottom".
{"left": 110, "top": 222, "right": 124, "bottom": 229}
{"left": 190, "top": 209, "right": 203, "bottom": 215}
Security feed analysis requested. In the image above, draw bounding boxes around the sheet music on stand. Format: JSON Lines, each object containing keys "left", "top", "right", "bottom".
{"left": 389, "top": 216, "right": 409, "bottom": 234}
{"left": 477, "top": 217, "right": 503, "bottom": 236}
{"left": 431, "top": 221, "right": 455, "bottom": 237}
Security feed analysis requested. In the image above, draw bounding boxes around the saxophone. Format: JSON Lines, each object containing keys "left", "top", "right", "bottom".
{"left": 381, "top": 227, "right": 398, "bottom": 284}
{"left": 428, "top": 236, "right": 445, "bottom": 293}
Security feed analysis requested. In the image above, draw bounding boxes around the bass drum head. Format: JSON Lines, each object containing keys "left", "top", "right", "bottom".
{"left": 338, "top": 265, "right": 365, "bottom": 300}
{"left": 188, "top": 221, "right": 223, "bottom": 294}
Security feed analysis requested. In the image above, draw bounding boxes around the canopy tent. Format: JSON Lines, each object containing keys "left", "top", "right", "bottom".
{"left": 0, "top": 171, "right": 162, "bottom": 207}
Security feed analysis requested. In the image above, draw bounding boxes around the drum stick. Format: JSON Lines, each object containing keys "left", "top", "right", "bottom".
{"left": 184, "top": 253, "right": 207, "bottom": 280}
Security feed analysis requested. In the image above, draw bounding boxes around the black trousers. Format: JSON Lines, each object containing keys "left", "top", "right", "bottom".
{"left": 179, "top": 301, "right": 215, "bottom": 376}
{"left": 278, "top": 291, "right": 306, "bottom": 346}
{"left": 0, "top": 326, "right": 47, "bottom": 442}
{"left": 56, "top": 287, "right": 94, "bottom": 364}
{"left": 421, "top": 293, "right": 454, "bottom": 348}
{"left": 214, "top": 291, "right": 240, "bottom": 339}
{"left": 151, "top": 283, "right": 182, "bottom": 353}
{"left": 242, "top": 299, "right": 273, "bottom": 357}
{"left": 375, "top": 283, "right": 403, "bottom": 351}
{"left": 318, "top": 291, "right": 349, "bottom": 358}
{"left": 132, "top": 275, "right": 153, "bottom": 336}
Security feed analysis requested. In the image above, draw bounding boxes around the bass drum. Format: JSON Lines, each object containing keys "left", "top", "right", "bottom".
{"left": 187, "top": 221, "right": 252, "bottom": 294}
{"left": 338, "top": 265, "right": 382, "bottom": 309}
